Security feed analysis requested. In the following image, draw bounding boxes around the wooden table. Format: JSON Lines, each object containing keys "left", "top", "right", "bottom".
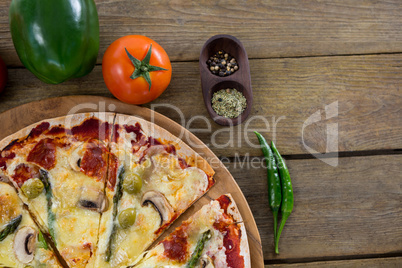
{"left": 0, "top": 1, "right": 401, "bottom": 267}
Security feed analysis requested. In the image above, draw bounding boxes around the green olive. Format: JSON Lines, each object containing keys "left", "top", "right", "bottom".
{"left": 118, "top": 208, "right": 136, "bottom": 229}
{"left": 123, "top": 173, "right": 142, "bottom": 194}
{"left": 21, "top": 178, "right": 44, "bottom": 199}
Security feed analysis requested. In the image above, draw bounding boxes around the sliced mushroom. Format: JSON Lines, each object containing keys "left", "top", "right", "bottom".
{"left": 128, "top": 250, "right": 149, "bottom": 267}
{"left": 185, "top": 167, "right": 209, "bottom": 191}
{"left": 0, "top": 175, "right": 9, "bottom": 183}
{"left": 13, "top": 226, "right": 37, "bottom": 264}
{"left": 69, "top": 143, "right": 85, "bottom": 172}
{"left": 77, "top": 188, "right": 108, "bottom": 213}
{"left": 199, "top": 255, "right": 215, "bottom": 268}
{"left": 0, "top": 170, "right": 10, "bottom": 183}
{"left": 141, "top": 190, "right": 174, "bottom": 226}
{"left": 143, "top": 145, "right": 167, "bottom": 158}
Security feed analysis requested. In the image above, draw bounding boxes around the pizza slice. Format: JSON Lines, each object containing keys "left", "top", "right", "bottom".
{"left": 0, "top": 180, "right": 62, "bottom": 267}
{"left": 0, "top": 113, "right": 115, "bottom": 268}
{"left": 94, "top": 114, "right": 215, "bottom": 267}
{"left": 130, "top": 194, "right": 251, "bottom": 268}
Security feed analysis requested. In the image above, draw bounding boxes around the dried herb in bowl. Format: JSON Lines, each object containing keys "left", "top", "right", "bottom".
{"left": 211, "top": 88, "right": 247, "bottom": 118}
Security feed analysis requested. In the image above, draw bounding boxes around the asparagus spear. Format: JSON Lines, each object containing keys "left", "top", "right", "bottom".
{"left": 38, "top": 230, "right": 49, "bottom": 249}
{"left": 106, "top": 165, "right": 125, "bottom": 262}
{"left": 0, "top": 214, "right": 22, "bottom": 241}
{"left": 39, "top": 169, "right": 56, "bottom": 243}
{"left": 186, "top": 230, "right": 212, "bottom": 268}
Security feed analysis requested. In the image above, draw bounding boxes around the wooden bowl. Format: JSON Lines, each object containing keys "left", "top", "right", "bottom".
{"left": 199, "top": 34, "right": 253, "bottom": 126}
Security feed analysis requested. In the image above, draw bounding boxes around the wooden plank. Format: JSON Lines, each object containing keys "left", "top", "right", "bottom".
{"left": 229, "top": 154, "right": 402, "bottom": 260}
{"left": 1, "top": 0, "right": 402, "bottom": 66}
{"left": 265, "top": 257, "right": 402, "bottom": 267}
{"left": 1, "top": 54, "right": 401, "bottom": 156}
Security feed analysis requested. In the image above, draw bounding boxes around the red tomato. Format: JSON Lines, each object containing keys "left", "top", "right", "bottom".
{"left": 0, "top": 55, "right": 7, "bottom": 93}
{"left": 102, "top": 35, "right": 172, "bottom": 104}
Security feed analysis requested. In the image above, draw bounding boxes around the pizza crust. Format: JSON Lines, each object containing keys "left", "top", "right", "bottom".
{"left": 0, "top": 112, "right": 116, "bottom": 152}
{"left": 223, "top": 194, "right": 251, "bottom": 268}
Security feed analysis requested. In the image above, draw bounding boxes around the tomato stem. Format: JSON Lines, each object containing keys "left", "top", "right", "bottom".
{"left": 125, "top": 45, "right": 168, "bottom": 90}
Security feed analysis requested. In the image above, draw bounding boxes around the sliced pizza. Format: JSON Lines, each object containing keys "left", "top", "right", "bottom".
{"left": 0, "top": 113, "right": 115, "bottom": 268}
{"left": 0, "top": 180, "right": 61, "bottom": 267}
{"left": 94, "top": 114, "right": 215, "bottom": 267}
{"left": 130, "top": 194, "right": 250, "bottom": 268}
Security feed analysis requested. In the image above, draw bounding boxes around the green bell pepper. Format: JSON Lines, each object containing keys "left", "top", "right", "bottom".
{"left": 9, "top": 0, "right": 99, "bottom": 84}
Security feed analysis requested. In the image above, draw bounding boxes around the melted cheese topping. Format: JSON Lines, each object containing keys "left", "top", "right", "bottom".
{"left": 0, "top": 183, "right": 22, "bottom": 267}
{"left": 141, "top": 154, "right": 208, "bottom": 211}
{"left": 0, "top": 183, "right": 21, "bottom": 228}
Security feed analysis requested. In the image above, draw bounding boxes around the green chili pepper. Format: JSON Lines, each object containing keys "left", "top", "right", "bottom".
{"left": 271, "top": 141, "right": 294, "bottom": 254}
{"left": 254, "top": 132, "right": 281, "bottom": 245}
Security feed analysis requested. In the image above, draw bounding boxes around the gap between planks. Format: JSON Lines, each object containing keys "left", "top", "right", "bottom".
{"left": 219, "top": 148, "right": 402, "bottom": 162}
{"left": 5, "top": 51, "right": 402, "bottom": 69}
{"left": 264, "top": 256, "right": 402, "bottom": 267}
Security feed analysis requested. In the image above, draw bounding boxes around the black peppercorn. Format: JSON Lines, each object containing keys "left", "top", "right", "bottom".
{"left": 207, "top": 50, "right": 239, "bottom": 77}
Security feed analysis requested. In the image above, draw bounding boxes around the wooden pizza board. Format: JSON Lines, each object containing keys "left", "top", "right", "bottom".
{"left": 0, "top": 95, "right": 263, "bottom": 267}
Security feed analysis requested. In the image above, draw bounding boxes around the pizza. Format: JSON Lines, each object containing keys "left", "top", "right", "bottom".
{"left": 0, "top": 180, "right": 61, "bottom": 267}
{"left": 130, "top": 194, "right": 250, "bottom": 268}
{"left": 0, "top": 112, "right": 250, "bottom": 268}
